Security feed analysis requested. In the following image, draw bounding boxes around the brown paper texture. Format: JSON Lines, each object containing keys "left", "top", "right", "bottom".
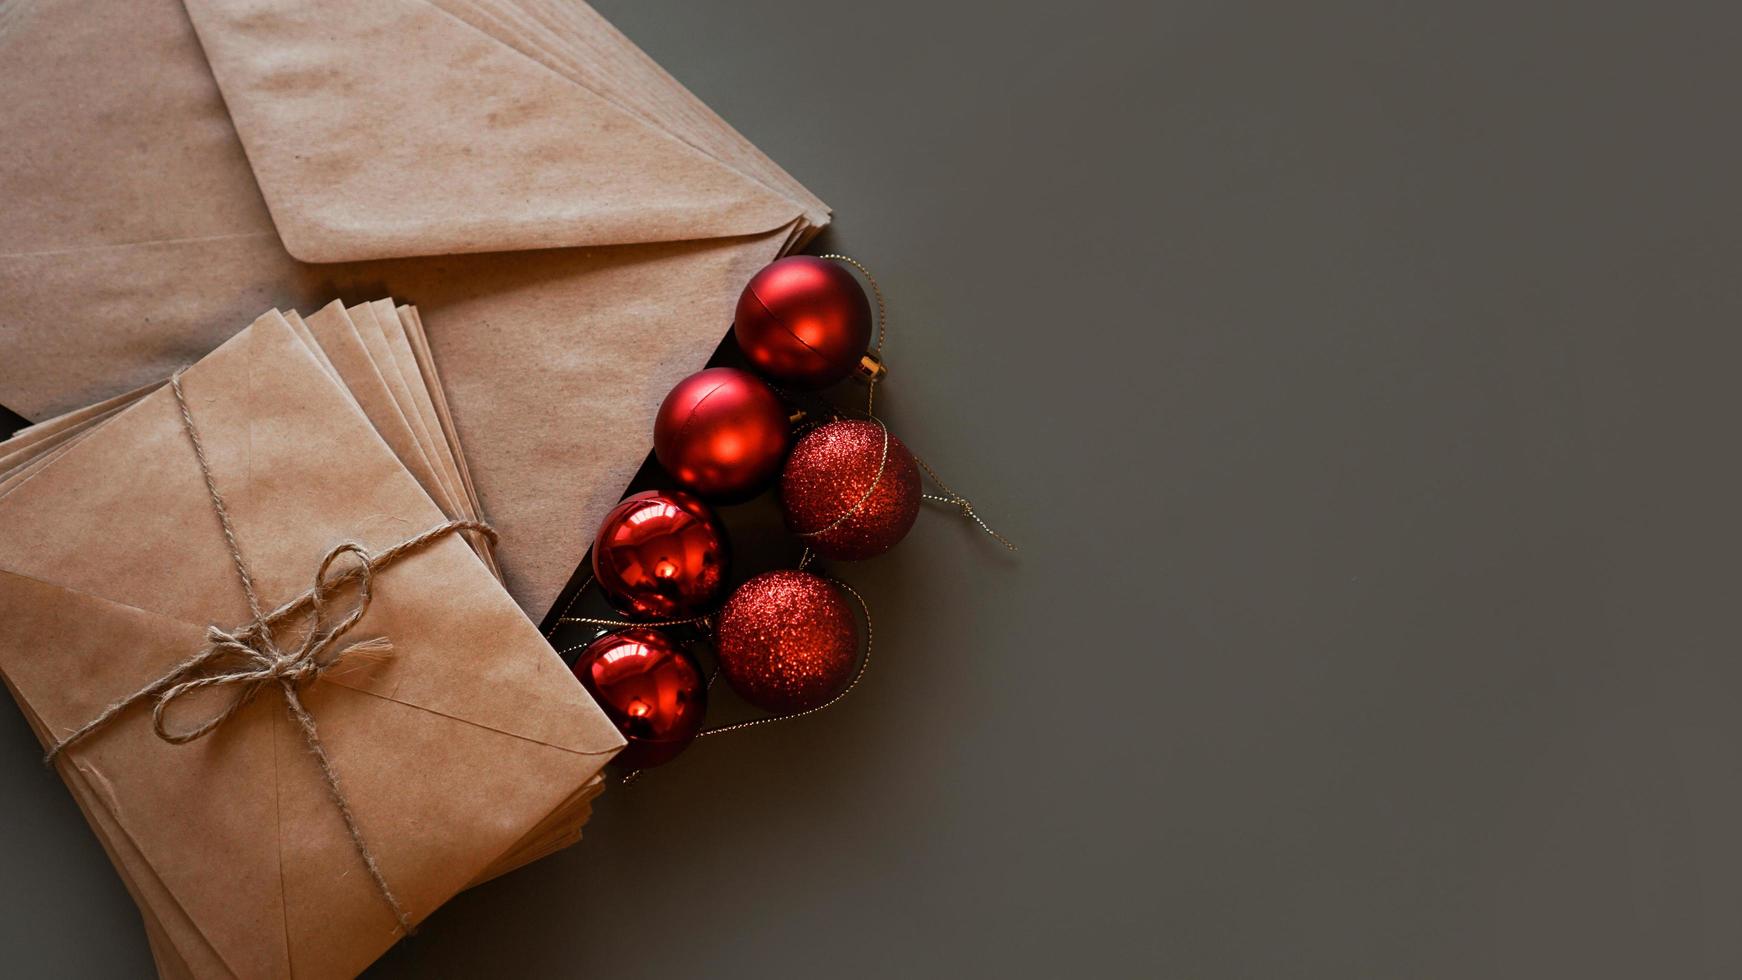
{"left": 0, "top": 0, "right": 826, "bottom": 619}
{"left": 0, "top": 311, "right": 625, "bottom": 977}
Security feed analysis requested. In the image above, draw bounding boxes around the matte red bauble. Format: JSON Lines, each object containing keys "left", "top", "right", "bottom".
{"left": 780, "top": 420, "right": 921, "bottom": 560}
{"left": 653, "top": 367, "right": 790, "bottom": 500}
{"left": 592, "top": 490, "right": 729, "bottom": 617}
{"left": 716, "top": 571, "right": 858, "bottom": 713}
{"left": 734, "top": 256, "right": 872, "bottom": 389}
{"left": 571, "top": 629, "right": 707, "bottom": 769}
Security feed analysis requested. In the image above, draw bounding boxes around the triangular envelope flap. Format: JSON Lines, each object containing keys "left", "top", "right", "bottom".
{"left": 0, "top": 574, "right": 290, "bottom": 978}
{"left": 0, "top": 571, "right": 210, "bottom": 760}
{"left": 181, "top": 0, "right": 807, "bottom": 263}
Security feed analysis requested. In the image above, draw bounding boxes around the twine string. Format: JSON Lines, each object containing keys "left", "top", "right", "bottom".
{"left": 44, "top": 370, "right": 498, "bottom": 937}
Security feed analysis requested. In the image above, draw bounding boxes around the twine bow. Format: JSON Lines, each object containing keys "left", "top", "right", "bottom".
{"left": 147, "top": 541, "right": 391, "bottom": 746}
{"left": 43, "top": 370, "right": 497, "bottom": 937}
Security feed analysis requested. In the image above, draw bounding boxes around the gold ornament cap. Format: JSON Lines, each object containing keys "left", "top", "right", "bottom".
{"left": 854, "top": 352, "right": 887, "bottom": 384}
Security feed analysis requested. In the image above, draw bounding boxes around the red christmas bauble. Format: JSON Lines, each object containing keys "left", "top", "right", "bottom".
{"left": 716, "top": 571, "right": 858, "bottom": 713}
{"left": 779, "top": 420, "right": 921, "bottom": 560}
{"left": 571, "top": 629, "right": 707, "bottom": 769}
{"left": 592, "top": 490, "right": 729, "bottom": 617}
{"left": 653, "top": 367, "right": 790, "bottom": 500}
{"left": 734, "top": 256, "right": 872, "bottom": 389}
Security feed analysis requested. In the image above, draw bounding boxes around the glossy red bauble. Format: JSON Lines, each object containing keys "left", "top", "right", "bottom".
{"left": 571, "top": 629, "right": 707, "bottom": 769}
{"left": 716, "top": 571, "right": 859, "bottom": 713}
{"left": 653, "top": 367, "right": 790, "bottom": 500}
{"left": 780, "top": 420, "right": 921, "bottom": 560}
{"left": 734, "top": 256, "right": 872, "bottom": 389}
{"left": 592, "top": 490, "right": 729, "bottom": 618}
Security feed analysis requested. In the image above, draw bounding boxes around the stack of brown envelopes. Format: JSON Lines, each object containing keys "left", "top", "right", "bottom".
{"left": 0, "top": 0, "right": 831, "bottom": 619}
{"left": 0, "top": 305, "right": 624, "bottom": 978}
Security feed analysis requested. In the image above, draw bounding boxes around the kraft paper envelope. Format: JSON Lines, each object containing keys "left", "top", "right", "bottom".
{"left": 0, "top": 0, "right": 828, "bottom": 618}
{"left": 0, "top": 312, "right": 625, "bottom": 977}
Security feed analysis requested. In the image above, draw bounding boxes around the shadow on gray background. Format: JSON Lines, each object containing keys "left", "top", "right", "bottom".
{"left": 4, "top": 1, "right": 1741, "bottom": 976}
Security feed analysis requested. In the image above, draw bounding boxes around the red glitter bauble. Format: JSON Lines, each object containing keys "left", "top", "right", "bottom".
{"left": 716, "top": 571, "right": 858, "bottom": 713}
{"left": 779, "top": 420, "right": 921, "bottom": 560}
{"left": 592, "top": 490, "right": 729, "bottom": 617}
{"left": 571, "top": 629, "right": 707, "bottom": 769}
{"left": 653, "top": 367, "right": 791, "bottom": 500}
{"left": 734, "top": 256, "right": 872, "bottom": 389}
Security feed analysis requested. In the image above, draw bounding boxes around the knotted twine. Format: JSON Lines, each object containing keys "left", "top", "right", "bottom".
{"left": 43, "top": 370, "right": 498, "bottom": 936}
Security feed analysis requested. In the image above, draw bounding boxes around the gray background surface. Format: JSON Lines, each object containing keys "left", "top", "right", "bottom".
{"left": 5, "top": 1, "right": 1742, "bottom": 976}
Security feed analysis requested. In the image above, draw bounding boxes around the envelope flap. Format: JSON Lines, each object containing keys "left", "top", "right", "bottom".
{"left": 314, "top": 576, "right": 625, "bottom": 758}
{"left": 0, "top": 570, "right": 213, "bottom": 737}
{"left": 181, "top": 0, "right": 809, "bottom": 262}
